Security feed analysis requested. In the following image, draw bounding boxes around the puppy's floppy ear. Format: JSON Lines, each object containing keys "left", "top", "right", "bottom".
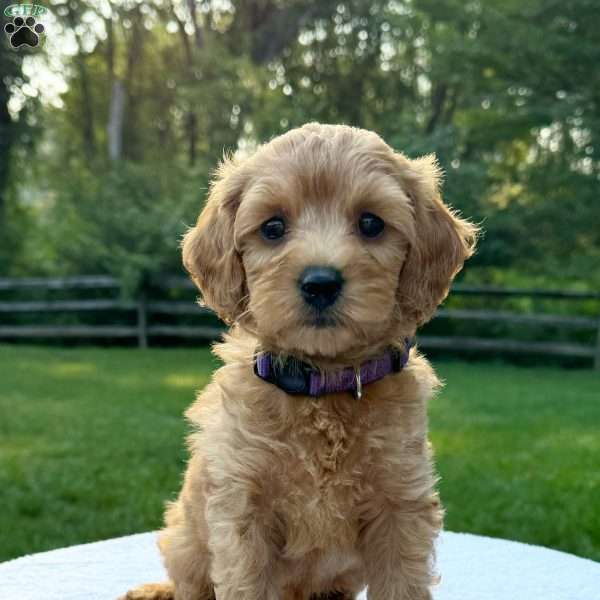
{"left": 395, "top": 153, "right": 478, "bottom": 326}
{"left": 182, "top": 157, "right": 247, "bottom": 324}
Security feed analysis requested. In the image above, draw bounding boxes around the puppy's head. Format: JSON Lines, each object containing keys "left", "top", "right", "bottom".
{"left": 183, "top": 123, "right": 477, "bottom": 358}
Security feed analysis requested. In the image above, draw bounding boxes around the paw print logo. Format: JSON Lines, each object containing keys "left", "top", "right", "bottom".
{"left": 4, "top": 16, "right": 45, "bottom": 48}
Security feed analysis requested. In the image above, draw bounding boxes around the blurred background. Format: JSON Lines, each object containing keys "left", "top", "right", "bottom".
{"left": 1, "top": 0, "right": 598, "bottom": 567}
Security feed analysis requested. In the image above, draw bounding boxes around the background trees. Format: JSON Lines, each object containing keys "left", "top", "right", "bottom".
{"left": 0, "top": 0, "right": 598, "bottom": 290}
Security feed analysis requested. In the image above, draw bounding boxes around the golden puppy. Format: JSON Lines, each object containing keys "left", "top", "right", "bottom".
{"left": 121, "top": 123, "right": 478, "bottom": 600}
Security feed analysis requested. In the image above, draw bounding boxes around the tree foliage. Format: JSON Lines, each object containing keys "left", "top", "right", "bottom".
{"left": 0, "top": 0, "right": 598, "bottom": 290}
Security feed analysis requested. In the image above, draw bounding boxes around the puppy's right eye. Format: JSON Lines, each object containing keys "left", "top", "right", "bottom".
{"left": 358, "top": 212, "right": 385, "bottom": 238}
{"left": 260, "top": 216, "right": 286, "bottom": 241}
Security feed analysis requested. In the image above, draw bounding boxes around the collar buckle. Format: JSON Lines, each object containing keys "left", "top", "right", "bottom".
{"left": 354, "top": 368, "right": 363, "bottom": 400}
{"left": 258, "top": 355, "right": 313, "bottom": 395}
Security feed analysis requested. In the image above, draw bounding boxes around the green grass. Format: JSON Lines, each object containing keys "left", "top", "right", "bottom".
{"left": 431, "top": 361, "right": 600, "bottom": 562}
{"left": 1, "top": 345, "right": 599, "bottom": 563}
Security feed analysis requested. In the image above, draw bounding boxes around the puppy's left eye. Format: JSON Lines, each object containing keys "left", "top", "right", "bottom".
{"left": 260, "top": 216, "right": 286, "bottom": 241}
{"left": 358, "top": 212, "right": 385, "bottom": 238}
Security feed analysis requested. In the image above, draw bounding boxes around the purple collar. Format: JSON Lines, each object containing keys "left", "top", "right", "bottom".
{"left": 254, "top": 338, "right": 414, "bottom": 399}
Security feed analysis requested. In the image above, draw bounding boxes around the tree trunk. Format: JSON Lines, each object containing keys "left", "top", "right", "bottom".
{"left": 0, "top": 83, "right": 12, "bottom": 226}
{"left": 170, "top": 0, "right": 200, "bottom": 166}
{"left": 119, "top": 6, "right": 144, "bottom": 161}
{"left": 426, "top": 82, "right": 448, "bottom": 134}
{"left": 78, "top": 57, "right": 96, "bottom": 160}
{"left": 105, "top": 13, "right": 125, "bottom": 163}
{"left": 66, "top": 3, "right": 95, "bottom": 160}
{"left": 186, "top": 111, "right": 198, "bottom": 167}
{"left": 230, "top": 1, "right": 338, "bottom": 64}
{"left": 0, "top": 13, "right": 23, "bottom": 227}
{"left": 186, "top": 0, "right": 203, "bottom": 49}
{"left": 108, "top": 80, "right": 126, "bottom": 161}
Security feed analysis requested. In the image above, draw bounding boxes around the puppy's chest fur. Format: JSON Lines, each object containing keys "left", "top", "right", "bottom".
{"left": 194, "top": 353, "right": 433, "bottom": 581}
{"left": 249, "top": 395, "right": 373, "bottom": 590}
{"left": 274, "top": 398, "right": 370, "bottom": 552}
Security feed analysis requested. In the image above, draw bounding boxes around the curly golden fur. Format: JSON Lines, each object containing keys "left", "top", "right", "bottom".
{"left": 120, "top": 123, "right": 478, "bottom": 600}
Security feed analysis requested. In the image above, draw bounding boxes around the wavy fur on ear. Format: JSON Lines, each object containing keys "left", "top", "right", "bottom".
{"left": 182, "top": 157, "right": 248, "bottom": 324}
{"left": 395, "top": 153, "right": 479, "bottom": 326}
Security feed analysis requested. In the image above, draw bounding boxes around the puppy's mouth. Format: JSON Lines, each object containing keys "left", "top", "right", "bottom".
{"left": 304, "top": 314, "right": 338, "bottom": 329}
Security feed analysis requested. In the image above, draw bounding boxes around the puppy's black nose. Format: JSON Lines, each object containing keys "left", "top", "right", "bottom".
{"left": 299, "top": 266, "right": 344, "bottom": 310}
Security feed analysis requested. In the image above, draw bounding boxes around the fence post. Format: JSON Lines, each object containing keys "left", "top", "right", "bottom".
{"left": 137, "top": 292, "right": 148, "bottom": 349}
{"left": 595, "top": 319, "right": 600, "bottom": 371}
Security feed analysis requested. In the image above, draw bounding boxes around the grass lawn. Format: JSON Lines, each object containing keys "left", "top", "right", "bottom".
{"left": 1, "top": 344, "right": 599, "bottom": 563}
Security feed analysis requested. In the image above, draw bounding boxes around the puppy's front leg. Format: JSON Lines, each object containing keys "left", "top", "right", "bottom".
{"left": 206, "top": 489, "right": 280, "bottom": 600}
{"left": 359, "top": 493, "right": 442, "bottom": 600}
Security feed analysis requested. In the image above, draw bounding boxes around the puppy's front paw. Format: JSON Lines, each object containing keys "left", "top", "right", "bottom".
{"left": 118, "top": 582, "right": 174, "bottom": 600}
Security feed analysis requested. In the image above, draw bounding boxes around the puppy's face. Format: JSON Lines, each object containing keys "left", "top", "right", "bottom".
{"left": 183, "top": 124, "right": 477, "bottom": 358}
{"left": 233, "top": 139, "right": 413, "bottom": 357}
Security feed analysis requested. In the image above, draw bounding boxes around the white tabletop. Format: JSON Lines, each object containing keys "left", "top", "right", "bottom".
{"left": 0, "top": 531, "right": 598, "bottom": 600}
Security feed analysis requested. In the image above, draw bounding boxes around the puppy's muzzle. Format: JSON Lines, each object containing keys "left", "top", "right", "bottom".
{"left": 299, "top": 266, "right": 344, "bottom": 311}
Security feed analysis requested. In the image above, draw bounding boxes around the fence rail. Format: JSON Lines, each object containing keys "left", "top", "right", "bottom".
{"left": 0, "top": 275, "right": 120, "bottom": 290}
{"left": 447, "top": 285, "right": 600, "bottom": 300}
{"left": 0, "top": 275, "right": 598, "bottom": 369}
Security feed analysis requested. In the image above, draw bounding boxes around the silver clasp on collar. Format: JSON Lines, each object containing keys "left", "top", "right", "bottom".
{"left": 354, "top": 368, "right": 363, "bottom": 400}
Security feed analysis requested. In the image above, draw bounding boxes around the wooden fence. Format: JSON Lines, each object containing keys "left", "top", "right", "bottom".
{"left": 0, "top": 275, "right": 599, "bottom": 369}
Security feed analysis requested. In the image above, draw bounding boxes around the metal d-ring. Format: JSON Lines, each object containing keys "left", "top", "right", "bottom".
{"left": 354, "top": 368, "right": 363, "bottom": 400}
